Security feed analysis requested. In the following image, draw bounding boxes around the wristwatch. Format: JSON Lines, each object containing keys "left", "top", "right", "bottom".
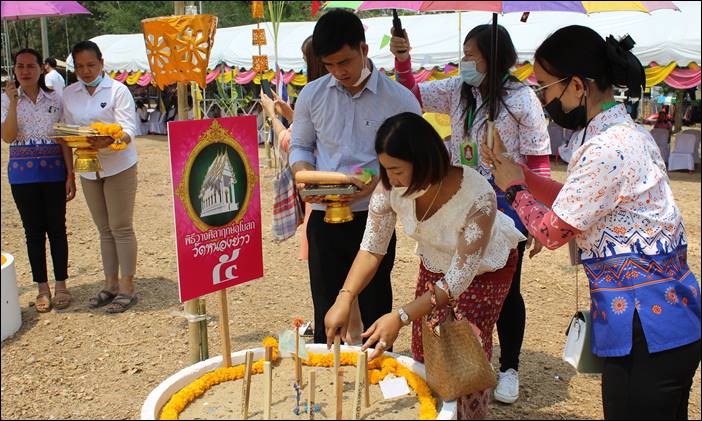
{"left": 505, "top": 184, "right": 527, "bottom": 206}
{"left": 397, "top": 307, "right": 411, "bottom": 326}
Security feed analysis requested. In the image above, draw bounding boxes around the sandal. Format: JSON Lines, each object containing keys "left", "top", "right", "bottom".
{"left": 52, "top": 289, "right": 72, "bottom": 310}
{"left": 35, "top": 292, "right": 52, "bottom": 313}
{"left": 105, "top": 294, "right": 138, "bottom": 313}
{"left": 88, "top": 289, "right": 117, "bottom": 308}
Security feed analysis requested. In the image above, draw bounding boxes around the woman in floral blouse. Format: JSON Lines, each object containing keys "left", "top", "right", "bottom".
{"left": 485, "top": 26, "right": 700, "bottom": 420}
{"left": 390, "top": 23, "right": 552, "bottom": 404}
{"left": 324, "top": 112, "right": 524, "bottom": 419}
{"left": 1, "top": 48, "right": 75, "bottom": 312}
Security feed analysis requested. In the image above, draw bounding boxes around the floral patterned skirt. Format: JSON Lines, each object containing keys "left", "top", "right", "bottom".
{"left": 411, "top": 249, "right": 518, "bottom": 419}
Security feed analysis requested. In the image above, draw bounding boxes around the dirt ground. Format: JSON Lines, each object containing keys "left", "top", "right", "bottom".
{"left": 1, "top": 134, "right": 700, "bottom": 420}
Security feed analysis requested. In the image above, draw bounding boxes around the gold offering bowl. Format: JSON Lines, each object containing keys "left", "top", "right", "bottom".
{"left": 322, "top": 193, "right": 354, "bottom": 224}
{"left": 295, "top": 171, "right": 357, "bottom": 224}
{"left": 52, "top": 136, "right": 111, "bottom": 173}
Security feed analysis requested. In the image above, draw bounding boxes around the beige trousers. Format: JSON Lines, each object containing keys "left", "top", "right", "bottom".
{"left": 81, "top": 164, "right": 138, "bottom": 279}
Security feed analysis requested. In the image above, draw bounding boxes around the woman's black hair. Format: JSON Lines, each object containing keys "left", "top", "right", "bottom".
{"left": 375, "top": 112, "right": 450, "bottom": 196}
{"left": 13, "top": 48, "right": 52, "bottom": 93}
{"left": 460, "top": 24, "right": 521, "bottom": 138}
{"left": 302, "top": 35, "right": 328, "bottom": 82}
{"left": 71, "top": 40, "right": 103, "bottom": 62}
{"left": 534, "top": 25, "right": 645, "bottom": 97}
{"left": 312, "top": 9, "right": 365, "bottom": 58}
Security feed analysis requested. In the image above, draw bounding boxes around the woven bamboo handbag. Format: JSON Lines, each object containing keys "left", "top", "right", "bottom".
{"left": 422, "top": 303, "right": 497, "bottom": 401}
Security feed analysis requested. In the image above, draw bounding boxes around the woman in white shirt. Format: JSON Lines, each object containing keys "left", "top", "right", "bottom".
{"left": 62, "top": 40, "right": 139, "bottom": 313}
{"left": 324, "top": 112, "right": 524, "bottom": 419}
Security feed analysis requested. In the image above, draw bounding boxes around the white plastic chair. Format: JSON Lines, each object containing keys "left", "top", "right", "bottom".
{"left": 680, "top": 129, "right": 700, "bottom": 164}
{"left": 668, "top": 133, "right": 697, "bottom": 172}
{"left": 649, "top": 128, "right": 670, "bottom": 167}
{"left": 148, "top": 110, "right": 162, "bottom": 134}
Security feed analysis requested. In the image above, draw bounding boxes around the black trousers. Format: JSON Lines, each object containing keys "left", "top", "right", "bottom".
{"left": 602, "top": 312, "right": 701, "bottom": 420}
{"left": 307, "top": 210, "right": 395, "bottom": 345}
{"left": 496, "top": 240, "right": 527, "bottom": 372}
{"left": 10, "top": 182, "right": 68, "bottom": 284}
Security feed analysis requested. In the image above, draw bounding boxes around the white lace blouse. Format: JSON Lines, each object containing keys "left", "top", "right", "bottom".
{"left": 360, "top": 167, "right": 525, "bottom": 299}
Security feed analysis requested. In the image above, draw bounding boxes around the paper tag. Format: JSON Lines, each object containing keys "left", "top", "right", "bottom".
{"left": 379, "top": 376, "right": 411, "bottom": 400}
{"left": 278, "top": 329, "right": 309, "bottom": 360}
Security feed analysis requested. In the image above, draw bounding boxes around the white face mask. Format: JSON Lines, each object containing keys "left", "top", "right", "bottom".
{"left": 395, "top": 186, "right": 429, "bottom": 200}
{"left": 352, "top": 49, "right": 371, "bottom": 87}
{"left": 459, "top": 59, "right": 486, "bottom": 87}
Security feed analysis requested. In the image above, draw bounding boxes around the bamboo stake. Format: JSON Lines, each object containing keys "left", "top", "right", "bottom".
{"left": 263, "top": 361, "right": 272, "bottom": 419}
{"left": 218, "top": 289, "right": 232, "bottom": 367}
{"left": 241, "top": 351, "right": 254, "bottom": 420}
{"left": 335, "top": 369, "right": 344, "bottom": 420}
{"left": 352, "top": 353, "right": 364, "bottom": 420}
{"left": 363, "top": 351, "right": 370, "bottom": 408}
{"left": 198, "top": 298, "right": 209, "bottom": 360}
{"left": 175, "top": 0, "right": 202, "bottom": 368}
{"left": 308, "top": 370, "right": 316, "bottom": 420}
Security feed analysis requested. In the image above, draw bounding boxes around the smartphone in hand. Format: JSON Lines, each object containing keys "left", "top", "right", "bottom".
{"left": 392, "top": 9, "right": 407, "bottom": 54}
{"left": 261, "top": 78, "right": 273, "bottom": 98}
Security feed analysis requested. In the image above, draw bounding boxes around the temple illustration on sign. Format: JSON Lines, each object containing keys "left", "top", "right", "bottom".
{"left": 198, "top": 149, "right": 239, "bottom": 218}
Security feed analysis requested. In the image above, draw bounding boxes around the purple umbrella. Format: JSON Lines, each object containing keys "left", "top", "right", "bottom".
{"left": 1, "top": 1, "right": 91, "bottom": 79}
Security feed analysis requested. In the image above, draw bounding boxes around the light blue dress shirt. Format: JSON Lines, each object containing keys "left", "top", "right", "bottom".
{"left": 290, "top": 63, "right": 422, "bottom": 212}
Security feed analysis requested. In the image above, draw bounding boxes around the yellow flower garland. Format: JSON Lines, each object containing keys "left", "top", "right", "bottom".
{"left": 89, "top": 122, "right": 127, "bottom": 151}
{"left": 159, "top": 337, "right": 437, "bottom": 420}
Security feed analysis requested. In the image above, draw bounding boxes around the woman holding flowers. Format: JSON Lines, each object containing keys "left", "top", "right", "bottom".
{"left": 62, "top": 40, "right": 139, "bottom": 313}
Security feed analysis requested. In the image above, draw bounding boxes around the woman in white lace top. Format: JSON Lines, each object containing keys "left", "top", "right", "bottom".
{"left": 324, "top": 112, "right": 524, "bottom": 419}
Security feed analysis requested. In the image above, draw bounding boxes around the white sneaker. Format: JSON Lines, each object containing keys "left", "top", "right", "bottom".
{"left": 494, "top": 369, "right": 519, "bottom": 404}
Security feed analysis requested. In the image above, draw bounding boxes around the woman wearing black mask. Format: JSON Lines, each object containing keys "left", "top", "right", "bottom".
{"left": 484, "top": 25, "right": 700, "bottom": 420}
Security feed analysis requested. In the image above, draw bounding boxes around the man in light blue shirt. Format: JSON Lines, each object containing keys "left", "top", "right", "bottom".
{"left": 290, "top": 9, "right": 421, "bottom": 345}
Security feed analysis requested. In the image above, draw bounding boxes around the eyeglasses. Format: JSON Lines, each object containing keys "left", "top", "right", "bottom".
{"left": 533, "top": 77, "right": 568, "bottom": 104}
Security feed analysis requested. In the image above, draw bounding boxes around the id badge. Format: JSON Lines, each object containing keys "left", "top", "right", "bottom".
{"left": 460, "top": 136, "right": 479, "bottom": 168}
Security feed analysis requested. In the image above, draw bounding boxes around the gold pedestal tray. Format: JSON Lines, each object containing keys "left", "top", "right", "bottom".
{"left": 323, "top": 198, "right": 354, "bottom": 224}
{"left": 52, "top": 135, "right": 112, "bottom": 173}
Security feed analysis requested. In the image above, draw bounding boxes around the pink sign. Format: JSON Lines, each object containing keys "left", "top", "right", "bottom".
{"left": 168, "top": 117, "right": 263, "bottom": 302}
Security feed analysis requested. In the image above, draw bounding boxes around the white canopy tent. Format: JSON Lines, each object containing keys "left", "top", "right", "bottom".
{"left": 66, "top": 1, "right": 700, "bottom": 73}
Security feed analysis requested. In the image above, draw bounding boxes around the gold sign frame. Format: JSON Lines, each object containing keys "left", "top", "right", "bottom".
{"left": 176, "top": 120, "right": 258, "bottom": 232}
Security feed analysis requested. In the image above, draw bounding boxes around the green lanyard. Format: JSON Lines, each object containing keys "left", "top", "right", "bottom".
{"left": 601, "top": 101, "right": 618, "bottom": 111}
{"left": 467, "top": 100, "right": 489, "bottom": 132}
{"left": 467, "top": 75, "right": 510, "bottom": 130}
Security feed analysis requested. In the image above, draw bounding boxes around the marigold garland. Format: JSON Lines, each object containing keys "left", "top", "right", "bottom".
{"left": 90, "top": 122, "right": 127, "bottom": 151}
{"left": 159, "top": 337, "right": 437, "bottom": 420}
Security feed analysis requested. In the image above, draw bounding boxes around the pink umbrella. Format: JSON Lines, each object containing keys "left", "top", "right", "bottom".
{"left": 1, "top": 1, "right": 91, "bottom": 79}
{"left": 0, "top": 1, "right": 90, "bottom": 20}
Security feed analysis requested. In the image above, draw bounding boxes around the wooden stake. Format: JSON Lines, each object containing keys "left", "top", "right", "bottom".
{"left": 241, "top": 351, "right": 254, "bottom": 420}
{"left": 333, "top": 334, "right": 341, "bottom": 419}
{"left": 335, "top": 369, "right": 344, "bottom": 420}
{"left": 333, "top": 335, "right": 341, "bottom": 377}
{"left": 218, "top": 289, "right": 232, "bottom": 367}
{"left": 295, "top": 329, "right": 301, "bottom": 385}
{"left": 263, "top": 361, "right": 272, "bottom": 419}
{"left": 308, "top": 370, "right": 316, "bottom": 420}
{"left": 352, "top": 353, "right": 364, "bottom": 420}
{"left": 363, "top": 351, "right": 370, "bottom": 408}
{"left": 265, "top": 345, "right": 273, "bottom": 362}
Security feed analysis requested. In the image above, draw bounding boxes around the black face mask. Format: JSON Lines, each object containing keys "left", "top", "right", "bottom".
{"left": 545, "top": 79, "right": 587, "bottom": 130}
